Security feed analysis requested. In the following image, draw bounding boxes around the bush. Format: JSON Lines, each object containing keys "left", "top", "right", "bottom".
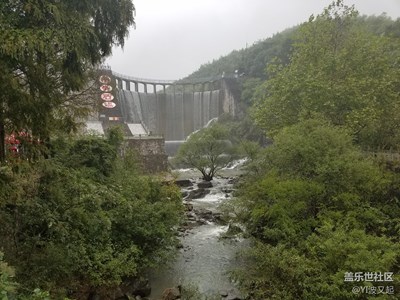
{"left": 0, "top": 136, "right": 183, "bottom": 298}
{"left": 235, "top": 121, "right": 400, "bottom": 299}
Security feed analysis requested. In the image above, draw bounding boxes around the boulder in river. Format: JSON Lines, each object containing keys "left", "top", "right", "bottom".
{"left": 198, "top": 181, "right": 213, "bottom": 188}
{"left": 175, "top": 179, "right": 193, "bottom": 187}
{"left": 184, "top": 202, "right": 193, "bottom": 211}
{"left": 195, "top": 208, "right": 214, "bottom": 221}
{"left": 187, "top": 188, "right": 210, "bottom": 199}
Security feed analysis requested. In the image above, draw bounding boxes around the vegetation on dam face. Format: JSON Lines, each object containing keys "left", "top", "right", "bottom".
{"left": 1, "top": 0, "right": 400, "bottom": 299}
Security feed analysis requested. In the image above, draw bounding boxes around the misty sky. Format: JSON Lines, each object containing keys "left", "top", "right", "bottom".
{"left": 105, "top": 0, "right": 400, "bottom": 80}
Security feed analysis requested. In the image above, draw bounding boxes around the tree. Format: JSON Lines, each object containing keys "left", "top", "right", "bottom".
{"left": 0, "top": 136, "right": 182, "bottom": 298}
{"left": 175, "top": 124, "right": 234, "bottom": 181}
{"left": 253, "top": 0, "right": 400, "bottom": 149}
{"left": 234, "top": 120, "right": 400, "bottom": 299}
{"left": 0, "top": 0, "right": 135, "bottom": 162}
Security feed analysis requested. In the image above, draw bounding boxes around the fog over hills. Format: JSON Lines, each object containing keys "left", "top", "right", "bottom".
{"left": 106, "top": 0, "right": 400, "bottom": 80}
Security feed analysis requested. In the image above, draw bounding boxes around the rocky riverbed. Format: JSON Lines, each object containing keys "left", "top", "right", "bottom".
{"left": 148, "top": 164, "right": 247, "bottom": 300}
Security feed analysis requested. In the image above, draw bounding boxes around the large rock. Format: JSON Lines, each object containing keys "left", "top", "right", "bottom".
{"left": 161, "top": 287, "right": 181, "bottom": 300}
{"left": 175, "top": 179, "right": 193, "bottom": 187}
{"left": 195, "top": 208, "right": 214, "bottom": 222}
{"left": 198, "top": 181, "right": 213, "bottom": 188}
{"left": 188, "top": 188, "right": 210, "bottom": 199}
{"left": 184, "top": 202, "right": 194, "bottom": 211}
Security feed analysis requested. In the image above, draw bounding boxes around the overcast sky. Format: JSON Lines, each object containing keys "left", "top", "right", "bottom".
{"left": 105, "top": 0, "right": 400, "bottom": 80}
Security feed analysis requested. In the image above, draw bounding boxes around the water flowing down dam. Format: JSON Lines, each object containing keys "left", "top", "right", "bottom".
{"left": 118, "top": 89, "right": 221, "bottom": 141}
{"left": 95, "top": 68, "right": 239, "bottom": 142}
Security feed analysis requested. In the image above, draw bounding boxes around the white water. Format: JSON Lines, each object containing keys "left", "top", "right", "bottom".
{"left": 148, "top": 171, "right": 245, "bottom": 299}
{"left": 222, "top": 158, "right": 248, "bottom": 170}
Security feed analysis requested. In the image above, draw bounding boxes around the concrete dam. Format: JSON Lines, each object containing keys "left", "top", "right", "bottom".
{"left": 110, "top": 70, "right": 238, "bottom": 141}
{"left": 90, "top": 68, "right": 239, "bottom": 171}
{"left": 118, "top": 88, "right": 221, "bottom": 141}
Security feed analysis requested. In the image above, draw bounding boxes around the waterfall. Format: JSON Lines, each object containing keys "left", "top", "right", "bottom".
{"left": 117, "top": 89, "right": 222, "bottom": 141}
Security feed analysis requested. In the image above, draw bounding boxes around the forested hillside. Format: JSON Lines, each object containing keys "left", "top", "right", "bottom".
{"left": 187, "top": 27, "right": 296, "bottom": 81}
{"left": 187, "top": 13, "right": 399, "bottom": 82}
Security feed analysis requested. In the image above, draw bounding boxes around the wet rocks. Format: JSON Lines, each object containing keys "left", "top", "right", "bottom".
{"left": 195, "top": 208, "right": 213, "bottom": 219}
{"left": 220, "top": 290, "right": 229, "bottom": 297}
{"left": 174, "top": 179, "right": 193, "bottom": 187}
{"left": 183, "top": 202, "right": 193, "bottom": 211}
{"left": 227, "top": 223, "right": 243, "bottom": 235}
{"left": 187, "top": 188, "right": 210, "bottom": 199}
{"left": 197, "top": 180, "right": 213, "bottom": 188}
{"left": 161, "top": 286, "right": 181, "bottom": 300}
{"left": 220, "top": 289, "right": 246, "bottom": 300}
{"left": 179, "top": 176, "right": 234, "bottom": 231}
{"left": 120, "top": 278, "right": 151, "bottom": 298}
{"left": 227, "top": 177, "right": 239, "bottom": 185}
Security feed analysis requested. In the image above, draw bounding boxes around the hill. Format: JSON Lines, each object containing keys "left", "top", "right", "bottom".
{"left": 184, "top": 14, "right": 399, "bottom": 83}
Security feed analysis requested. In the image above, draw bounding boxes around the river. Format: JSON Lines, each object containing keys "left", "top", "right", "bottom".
{"left": 148, "top": 162, "right": 247, "bottom": 299}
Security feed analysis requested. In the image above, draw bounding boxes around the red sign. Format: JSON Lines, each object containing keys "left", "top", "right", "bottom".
{"left": 100, "top": 85, "right": 113, "bottom": 92}
{"left": 99, "top": 75, "right": 111, "bottom": 84}
{"left": 101, "top": 93, "right": 114, "bottom": 101}
{"left": 102, "top": 102, "right": 116, "bottom": 109}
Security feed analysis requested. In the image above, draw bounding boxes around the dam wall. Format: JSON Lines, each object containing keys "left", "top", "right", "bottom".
{"left": 118, "top": 89, "right": 221, "bottom": 141}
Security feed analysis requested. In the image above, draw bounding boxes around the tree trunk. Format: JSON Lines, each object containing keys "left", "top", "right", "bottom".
{"left": 203, "top": 174, "right": 213, "bottom": 181}
{"left": 0, "top": 119, "right": 5, "bottom": 163}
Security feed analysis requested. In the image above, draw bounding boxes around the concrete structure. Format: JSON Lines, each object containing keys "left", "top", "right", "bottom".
{"left": 91, "top": 67, "right": 240, "bottom": 173}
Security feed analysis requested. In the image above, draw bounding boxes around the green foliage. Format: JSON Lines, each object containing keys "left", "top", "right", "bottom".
{"left": 65, "top": 137, "right": 117, "bottom": 177}
{"left": 235, "top": 120, "right": 400, "bottom": 299}
{"left": 186, "top": 28, "right": 296, "bottom": 81}
{"left": 237, "top": 140, "right": 262, "bottom": 162}
{"left": 240, "top": 77, "right": 263, "bottom": 105}
{"left": 0, "top": 136, "right": 182, "bottom": 298}
{"left": 0, "top": 252, "right": 17, "bottom": 299}
{"left": 1, "top": 253, "right": 53, "bottom": 300}
{"left": 0, "top": 0, "right": 135, "bottom": 162}
{"left": 179, "top": 283, "right": 220, "bottom": 300}
{"left": 253, "top": 1, "right": 400, "bottom": 149}
{"left": 175, "top": 124, "right": 234, "bottom": 181}
{"left": 106, "top": 126, "right": 124, "bottom": 148}
{"left": 186, "top": 2, "right": 400, "bottom": 299}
